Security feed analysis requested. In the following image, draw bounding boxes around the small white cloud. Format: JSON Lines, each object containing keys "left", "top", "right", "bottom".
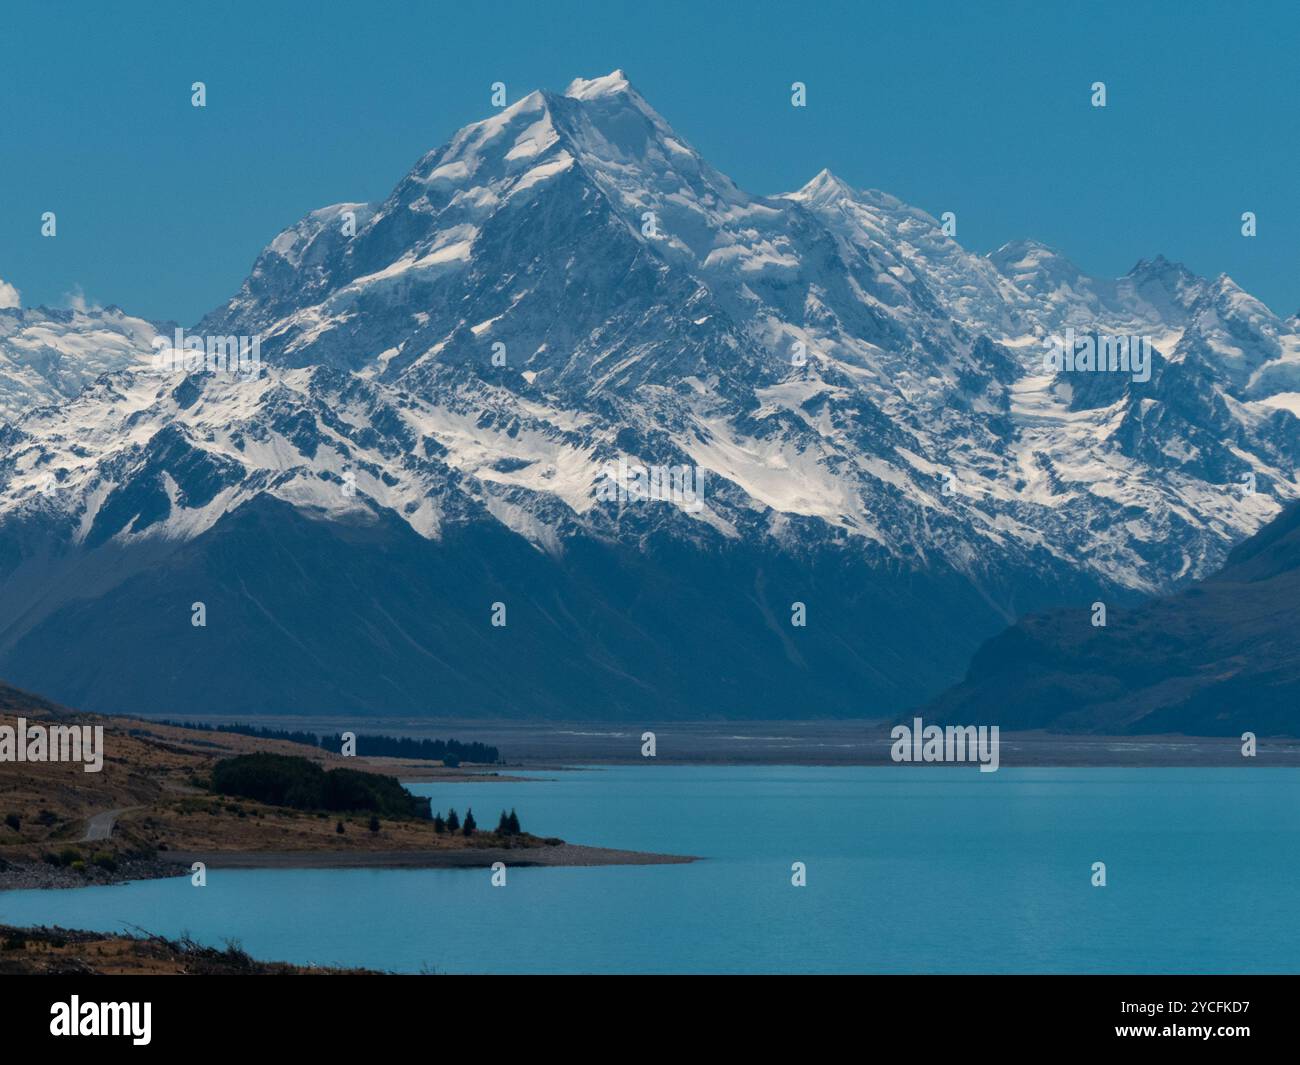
{"left": 0, "top": 278, "right": 20, "bottom": 310}
{"left": 62, "top": 285, "right": 100, "bottom": 313}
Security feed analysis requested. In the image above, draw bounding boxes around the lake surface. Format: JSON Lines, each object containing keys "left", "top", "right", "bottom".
{"left": 3, "top": 766, "right": 1297, "bottom": 973}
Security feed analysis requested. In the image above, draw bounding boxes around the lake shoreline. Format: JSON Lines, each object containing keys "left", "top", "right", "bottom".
{"left": 0, "top": 922, "right": 384, "bottom": 974}
{"left": 157, "top": 843, "right": 700, "bottom": 869}
{"left": 0, "top": 842, "right": 699, "bottom": 892}
{"left": 130, "top": 714, "right": 1300, "bottom": 767}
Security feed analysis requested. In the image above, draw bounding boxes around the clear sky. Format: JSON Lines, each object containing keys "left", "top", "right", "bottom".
{"left": 3, "top": 0, "right": 1296, "bottom": 325}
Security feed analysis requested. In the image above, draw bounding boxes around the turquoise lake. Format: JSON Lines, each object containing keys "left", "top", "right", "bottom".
{"left": 2, "top": 765, "right": 1297, "bottom": 973}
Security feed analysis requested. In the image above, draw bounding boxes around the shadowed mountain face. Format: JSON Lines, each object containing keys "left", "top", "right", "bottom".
{"left": 924, "top": 502, "right": 1300, "bottom": 735}
{"left": 0, "top": 496, "right": 1088, "bottom": 719}
{"left": 0, "top": 71, "right": 1296, "bottom": 719}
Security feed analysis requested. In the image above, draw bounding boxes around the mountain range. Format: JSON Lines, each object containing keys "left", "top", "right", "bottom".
{"left": 0, "top": 70, "right": 1296, "bottom": 723}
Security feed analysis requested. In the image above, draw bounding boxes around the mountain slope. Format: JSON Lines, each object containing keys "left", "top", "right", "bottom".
{"left": 0, "top": 495, "right": 1033, "bottom": 718}
{"left": 923, "top": 501, "right": 1300, "bottom": 735}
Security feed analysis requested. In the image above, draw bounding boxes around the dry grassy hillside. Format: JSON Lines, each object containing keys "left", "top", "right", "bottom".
{"left": 0, "top": 681, "right": 540, "bottom": 884}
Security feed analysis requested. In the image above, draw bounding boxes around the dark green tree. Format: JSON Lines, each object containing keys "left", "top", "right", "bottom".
{"left": 462, "top": 808, "right": 476, "bottom": 836}
{"left": 507, "top": 809, "right": 521, "bottom": 835}
{"left": 368, "top": 815, "right": 380, "bottom": 833}
{"left": 335, "top": 820, "right": 345, "bottom": 834}
{"left": 496, "top": 810, "right": 510, "bottom": 835}
{"left": 446, "top": 808, "right": 460, "bottom": 833}
{"left": 433, "top": 813, "right": 446, "bottom": 834}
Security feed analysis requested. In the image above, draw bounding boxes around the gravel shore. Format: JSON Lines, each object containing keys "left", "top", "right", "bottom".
{"left": 0, "top": 857, "right": 181, "bottom": 892}
{"left": 157, "top": 843, "right": 699, "bottom": 869}
{"left": 0, "top": 842, "right": 697, "bottom": 890}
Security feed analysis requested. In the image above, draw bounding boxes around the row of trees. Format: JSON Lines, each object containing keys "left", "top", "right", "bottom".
{"left": 154, "top": 721, "right": 501, "bottom": 764}
{"left": 324, "top": 734, "right": 500, "bottom": 765}
{"left": 431, "top": 808, "right": 522, "bottom": 837}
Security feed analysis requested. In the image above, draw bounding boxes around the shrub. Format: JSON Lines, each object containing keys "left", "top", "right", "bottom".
{"left": 3, "top": 813, "right": 19, "bottom": 831}
{"left": 210, "top": 753, "right": 430, "bottom": 819}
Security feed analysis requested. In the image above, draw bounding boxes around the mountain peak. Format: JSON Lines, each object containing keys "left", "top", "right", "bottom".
{"left": 1125, "top": 253, "right": 1193, "bottom": 281}
{"left": 564, "top": 69, "right": 633, "bottom": 100}
{"left": 1206, "top": 272, "right": 1279, "bottom": 322}
{"left": 557, "top": 69, "right": 666, "bottom": 130}
{"left": 990, "top": 238, "right": 1062, "bottom": 262}
{"left": 787, "top": 168, "right": 857, "bottom": 205}
{"left": 988, "top": 239, "right": 1084, "bottom": 286}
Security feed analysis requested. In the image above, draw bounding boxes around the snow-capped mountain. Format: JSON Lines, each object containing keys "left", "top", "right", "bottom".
{"left": 0, "top": 300, "right": 162, "bottom": 422}
{"left": 0, "top": 70, "right": 1296, "bottom": 719}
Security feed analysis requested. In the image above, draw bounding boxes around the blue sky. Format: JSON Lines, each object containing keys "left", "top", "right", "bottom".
{"left": 3, "top": 0, "right": 1296, "bottom": 324}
